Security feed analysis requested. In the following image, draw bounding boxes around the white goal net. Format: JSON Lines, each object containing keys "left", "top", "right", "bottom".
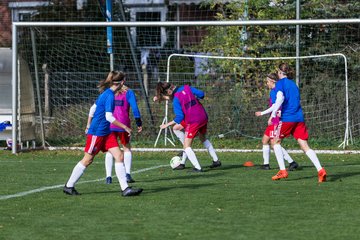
{"left": 156, "top": 53, "right": 350, "bottom": 148}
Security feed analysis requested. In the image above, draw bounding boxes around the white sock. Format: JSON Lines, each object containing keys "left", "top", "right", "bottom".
{"left": 203, "top": 140, "right": 218, "bottom": 162}
{"left": 306, "top": 149, "right": 322, "bottom": 171}
{"left": 273, "top": 144, "right": 286, "bottom": 170}
{"left": 174, "top": 129, "right": 187, "bottom": 164}
{"left": 105, "top": 152, "right": 113, "bottom": 178}
{"left": 181, "top": 151, "right": 187, "bottom": 164}
{"left": 115, "top": 162, "right": 129, "bottom": 191}
{"left": 124, "top": 151, "right": 132, "bottom": 174}
{"left": 282, "top": 147, "right": 294, "bottom": 163}
{"left": 184, "top": 147, "right": 202, "bottom": 170}
{"left": 66, "top": 162, "right": 86, "bottom": 188}
{"left": 262, "top": 144, "right": 270, "bottom": 165}
{"left": 174, "top": 130, "right": 185, "bottom": 144}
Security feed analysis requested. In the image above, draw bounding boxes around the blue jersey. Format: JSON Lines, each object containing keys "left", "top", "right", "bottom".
{"left": 88, "top": 88, "right": 115, "bottom": 136}
{"left": 126, "top": 90, "right": 141, "bottom": 119}
{"left": 270, "top": 89, "right": 276, "bottom": 105}
{"left": 173, "top": 86, "right": 205, "bottom": 124}
{"left": 274, "top": 77, "right": 304, "bottom": 122}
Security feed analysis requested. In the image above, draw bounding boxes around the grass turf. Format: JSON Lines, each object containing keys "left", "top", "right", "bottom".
{"left": 1, "top": 150, "right": 360, "bottom": 240}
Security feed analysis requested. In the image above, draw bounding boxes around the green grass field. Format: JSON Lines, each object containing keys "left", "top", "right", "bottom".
{"left": 1, "top": 150, "right": 360, "bottom": 240}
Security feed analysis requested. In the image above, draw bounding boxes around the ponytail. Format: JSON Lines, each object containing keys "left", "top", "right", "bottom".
{"left": 97, "top": 71, "right": 126, "bottom": 93}
{"left": 278, "top": 63, "right": 294, "bottom": 79}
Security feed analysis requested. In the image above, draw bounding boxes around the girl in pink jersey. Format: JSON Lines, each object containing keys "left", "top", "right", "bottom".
{"left": 104, "top": 85, "right": 143, "bottom": 184}
{"left": 155, "top": 82, "right": 221, "bottom": 172}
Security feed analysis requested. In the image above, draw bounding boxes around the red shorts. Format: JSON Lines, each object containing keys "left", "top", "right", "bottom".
{"left": 275, "top": 122, "right": 309, "bottom": 140}
{"left": 184, "top": 122, "right": 207, "bottom": 139}
{"left": 264, "top": 124, "right": 277, "bottom": 139}
{"left": 180, "top": 120, "right": 186, "bottom": 129}
{"left": 84, "top": 132, "right": 119, "bottom": 155}
{"left": 113, "top": 131, "right": 130, "bottom": 145}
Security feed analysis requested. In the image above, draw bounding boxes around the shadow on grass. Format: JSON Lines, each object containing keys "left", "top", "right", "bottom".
{"left": 143, "top": 171, "right": 225, "bottom": 183}
{"left": 283, "top": 170, "right": 360, "bottom": 182}
{"left": 86, "top": 182, "right": 218, "bottom": 195}
{"left": 145, "top": 182, "right": 218, "bottom": 194}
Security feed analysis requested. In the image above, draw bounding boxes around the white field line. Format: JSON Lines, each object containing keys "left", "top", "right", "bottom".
{"left": 0, "top": 164, "right": 167, "bottom": 201}
{"left": 48, "top": 147, "right": 360, "bottom": 154}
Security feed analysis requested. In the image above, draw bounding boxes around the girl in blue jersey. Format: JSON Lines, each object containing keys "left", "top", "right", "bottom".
{"left": 63, "top": 71, "right": 143, "bottom": 196}
{"left": 255, "top": 73, "right": 298, "bottom": 171}
{"left": 267, "top": 63, "right": 327, "bottom": 182}
{"left": 155, "top": 82, "right": 221, "bottom": 172}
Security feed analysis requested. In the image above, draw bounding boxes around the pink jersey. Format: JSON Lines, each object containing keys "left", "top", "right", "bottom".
{"left": 110, "top": 90, "right": 131, "bottom": 131}
{"left": 174, "top": 85, "right": 208, "bottom": 125}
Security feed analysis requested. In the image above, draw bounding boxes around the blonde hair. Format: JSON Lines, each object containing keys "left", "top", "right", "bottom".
{"left": 97, "top": 71, "right": 126, "bottom": 93}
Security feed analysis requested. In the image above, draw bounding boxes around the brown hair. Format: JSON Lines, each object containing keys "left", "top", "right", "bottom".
{"left": 97, "top": 71, "right": 126, "bottom": 93}
{"left": 116, "top": 85, "right": 129, "bottom": 95}
{"left": 278, "top": 63, "right": 294, "bottom": 79}
{"left": 267, "top": 72, "right": 278, "bottom": 81}
{"left": 155, "top": 81, "right": 173, "bottom": 102}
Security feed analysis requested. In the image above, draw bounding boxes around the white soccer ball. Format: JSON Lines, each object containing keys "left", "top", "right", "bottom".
{"left": 170, "top": 156, "right": 182, "bottom": 169}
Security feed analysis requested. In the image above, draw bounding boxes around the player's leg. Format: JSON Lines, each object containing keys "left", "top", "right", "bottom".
{"left": 271, "top": 138, "right": 289, "bottom": 180}
{"left": 63, "top": 152, "right": 94, "bottom": 195}
{"left": 173, "top": 122, "right": 187, "bottom": 166}
{"left": 104, "top": 151, "right": 113, "bottom": 184}
{"left": 294, "top": 122, "right": 326, "bottom": 182}
{"left": 64, "top": 134, "right": 101, "bottom": 195}
{"left": 184, "top": 136, "right": 202, "bottom": 171}
{"left": 282, "top": 147, "right": 299, "bottom": 171}
{"left": 268, "top": 124, "right": 297, "bottom": 170}
{"left": 297, "top": 138, "right": 326, "bottom": 182}
{"left": 261, "top": 133, "right": 271, "bottom": 170}
{"left": 123, "top": 143, "right": 135, "bottom": 183}
{"left": 270, "top": 122, "right": 289, "bottom": 180}
{"left": 109, "top": 146, "right": 143, "bottom": 196}
{"left": 106, "top": 133, "right": 142, "bottom": 196}
{"left": 198, "top": 132, "right": 221, "bottom": 168}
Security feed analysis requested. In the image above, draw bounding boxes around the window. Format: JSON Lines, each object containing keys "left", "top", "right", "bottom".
{"left": 129, "top": 7, "right": 167, "bottom": 48}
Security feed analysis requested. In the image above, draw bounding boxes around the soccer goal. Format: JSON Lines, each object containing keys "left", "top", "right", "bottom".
{"left": 155, "top": 53, "right": 351, "bottom": 148}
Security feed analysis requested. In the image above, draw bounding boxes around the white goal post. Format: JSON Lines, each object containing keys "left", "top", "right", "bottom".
{"left": 154, "top": 53, "right": 351, "bottom": 149}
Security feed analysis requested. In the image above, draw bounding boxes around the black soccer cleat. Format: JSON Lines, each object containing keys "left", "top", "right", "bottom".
{"left": 288, "top": 161, "right": 299, "bottom": 171}
{"left": 126, "top": 174, "right": 135, "bottom": 183}
{"left": 259, "top": 164, "right": 271, "bottom": 170}
{"left": 105, "top": 176, "right": 112, "bottom": 184}
{"left": 122, "top": 187, "right": 143, "bottom": 197}
{"left": 63, "top": 185, "right": 80, "bottom": 195}
{"left": 209, "top": 160, "right": 221, "bottom": 168}
{"left": 173, "top": 163, "right": 186, "bottom": 170}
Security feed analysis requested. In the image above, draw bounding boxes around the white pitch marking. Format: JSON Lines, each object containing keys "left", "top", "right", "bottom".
{"left": 0, "top": 164, "right": 167, "bottom": 201}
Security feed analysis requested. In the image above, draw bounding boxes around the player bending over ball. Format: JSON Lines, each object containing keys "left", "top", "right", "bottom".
{"left": 154, "top": 82, "right": 221, "bottom": 172}
{"left": 153, "top": 95, "right": 188, "bottom": 170}
{"left": 255, "top": 72, "right": 299, "bottom": 171}
{"left": 63, "top": 71, "right": 143, "bottom": 196}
